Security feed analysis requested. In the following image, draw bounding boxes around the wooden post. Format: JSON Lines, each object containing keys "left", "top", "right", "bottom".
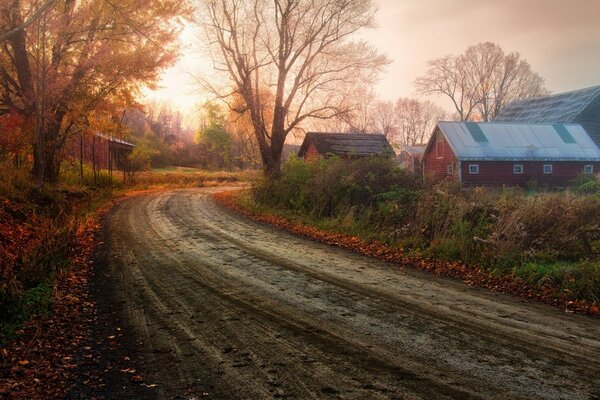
{"left": 92, "top": 134, "right": 97, "bottom": 185}
{"left": 79, "top": 133, "right": 84, "bottom": 182}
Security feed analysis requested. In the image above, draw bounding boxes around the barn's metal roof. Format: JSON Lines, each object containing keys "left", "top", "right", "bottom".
{"left": 401, "top": 145, "right": 426, "bottom": 160}
{"left": 96, "top": 133, "right": 135, "bottom": 148}
{"left": 437, "top": 121, "right": 600, "bottom": 161}
{"left": 495, "top": 85, "right": 600, "bottom": 123}
{"left": 298, "top": 132, "right": 395, "bottom": 157}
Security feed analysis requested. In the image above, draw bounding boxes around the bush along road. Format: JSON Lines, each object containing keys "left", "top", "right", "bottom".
{"left": 72, "top": 188, "right": 600, "bottom": 399}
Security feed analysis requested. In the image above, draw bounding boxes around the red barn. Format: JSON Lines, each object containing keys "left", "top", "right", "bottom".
{"left": 423, "top": 122, "right": 600, "bottom": 186}
{"left": 298, "top": 132, "right": 395, "bottom": 161}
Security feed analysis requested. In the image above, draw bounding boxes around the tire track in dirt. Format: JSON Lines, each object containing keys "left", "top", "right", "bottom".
{"left": 93, "top": 189, "right": 600, "bottom": 399}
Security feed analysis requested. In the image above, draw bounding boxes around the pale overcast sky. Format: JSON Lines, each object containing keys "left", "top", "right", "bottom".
{"left": 145, "top": 0, "right": 600, "bottom": 117}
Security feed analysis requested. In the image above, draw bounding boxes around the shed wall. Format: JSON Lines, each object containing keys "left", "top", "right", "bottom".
{"left": 67, "top": 135, "right": 133, "bottom": 170}
{"left": 303, "top": 142, "right": 321, "bottom": 161}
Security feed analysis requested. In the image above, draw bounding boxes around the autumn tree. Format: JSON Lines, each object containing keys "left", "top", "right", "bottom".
{"left": 415, "top": 42, "right": 548, "bottom": 121}
{"left": 198, "top": 0, "right": 388, "bottom": 177}
{"left": 0, "top": 0, "right": 190, "bottom": 185}
{"left": 225, "top": 94, "right": 261, "bottom": 168}
{"left": 195, "top": 102, "right": 233, "bottom": 169}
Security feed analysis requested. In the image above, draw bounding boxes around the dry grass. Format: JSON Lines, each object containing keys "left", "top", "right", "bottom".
{"left": 130, "top": 169, "right": 255, "bottom": 189}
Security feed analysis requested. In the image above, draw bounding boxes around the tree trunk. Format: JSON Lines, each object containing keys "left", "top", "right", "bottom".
{"left": 44, "top": 154, "right": 61, "bottom": 183}
{"left": 263, "top": 156, "right": 281, "bottom": 180}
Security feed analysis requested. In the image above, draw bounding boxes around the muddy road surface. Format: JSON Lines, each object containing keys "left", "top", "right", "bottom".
{"left": 91, "top": 188, "right": 600, "bottom": 399}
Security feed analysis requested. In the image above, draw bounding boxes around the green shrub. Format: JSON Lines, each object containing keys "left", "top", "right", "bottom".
{"left": 575, "top": 178, "right": 600, "bottom": 195}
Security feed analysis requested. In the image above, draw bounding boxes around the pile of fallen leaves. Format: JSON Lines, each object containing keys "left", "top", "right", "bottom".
{"left": 0, "top": 199, "right": 45, "bottom": 309}
{"left": 0, "top": 189, "right": 170, "bottom": 399}
{"left": 0, "top": 206, "right": 102, "bottom": 398}
{"left": 214, "top": 191, "right": 600, "bottom": 318}
{"left": 0, "top": 268, "right": 94, "bottom": 398}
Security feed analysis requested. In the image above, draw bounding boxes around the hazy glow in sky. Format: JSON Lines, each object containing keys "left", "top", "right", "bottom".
{"left": 145, "top": 0, "right": 600, "bottom": 118}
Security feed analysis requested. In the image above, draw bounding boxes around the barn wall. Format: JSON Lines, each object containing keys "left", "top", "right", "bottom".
{"left": 460, "top": 161, "right": 600, "bottom": 186}
{"left": 423, "top": 130, "right": 456, "bottom": 180}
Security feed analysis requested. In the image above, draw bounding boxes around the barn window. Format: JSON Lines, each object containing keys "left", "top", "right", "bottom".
{"left": 469, "top": 164, "right": 479, "bottom": 174}
{"left": 543, "top": 164, "right": 553, "bottom": 174}
{"left": 436, "top": 134, "right": 444, "bottom": 158}
{"left": 446, "top": 164, "right": 454, "bottom": 175}
{"left": 513, "top": 164, "right": 523, "bottom": 174}
{"left": 584, "top": 164, "right": 594, "bottom": 174}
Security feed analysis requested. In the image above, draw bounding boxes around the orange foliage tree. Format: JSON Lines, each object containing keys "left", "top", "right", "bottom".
{"left": 0, "top": 0, "right": 191, "bottom": 185}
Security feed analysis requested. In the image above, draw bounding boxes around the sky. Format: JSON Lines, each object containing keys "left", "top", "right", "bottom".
{"left": 144, "top": 0, "right": 600, "bottom": 124}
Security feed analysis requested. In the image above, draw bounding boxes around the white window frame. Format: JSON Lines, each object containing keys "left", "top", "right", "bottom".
{"left": 446, "top": 164, "right": 454, "bottom": 175}
{"left": 543, "top": 164, "right": 553, "bottom": 174}
{"left": 513, "top": 164, "right": 523, "bottom": 174}
{"left": 468, "top": 164, "right": 479, "bottom": 174}
{"left": 584, "top": 164, "right": 594, "bottom": 174}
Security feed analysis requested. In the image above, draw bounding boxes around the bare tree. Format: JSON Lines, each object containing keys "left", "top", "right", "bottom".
{"left": 415, "top": 42, "right": 548, "bottom": 121}
{"left": 372, "top": 100, "right": 396, "bottom": 139}
{"left": 394, "top": 98, "right": 445, "bottom": 147}
{"left": 198, "top": 0, "right": 388, "bottom": 177}
{"left": 343, "top": 87, "right": 377, "bottom": 134}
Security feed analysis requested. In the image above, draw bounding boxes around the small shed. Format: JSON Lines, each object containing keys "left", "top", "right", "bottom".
{"left": 398, "top": 145, "right": 426, "bottom": 174}
{"left": 423, "top": 121, "right": 600, "bottom": 186}
{"left": 298, "top": 132, "right": 395, "bottom": 161}
{"left": 495, "top": 85, "right": 600, "bottom": 146}
{"left": 69, "top": 133, "right": 135, "bottom": 172}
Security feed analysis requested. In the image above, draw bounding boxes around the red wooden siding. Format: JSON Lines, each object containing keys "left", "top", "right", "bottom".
{"left": 67, "top": 134, "right": 133, "bottom": 171}
{"left": 68, "top": 134, "right": 110, "bottom": 169}
{"left": 460, "top": 161, "right": 600, "bottom": 186}
{"left": 423, "top": 130, "right": 456, "bottom": 180}
{"left": 303, "top": 142, "right": 321, "bottom": 162}
{"left": 399, "top": 151, "right": 423, "bottom": 175}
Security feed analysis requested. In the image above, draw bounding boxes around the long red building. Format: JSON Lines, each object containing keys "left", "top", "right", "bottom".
{"left": 423, "top": 122, "right": 600, "bottom": 186}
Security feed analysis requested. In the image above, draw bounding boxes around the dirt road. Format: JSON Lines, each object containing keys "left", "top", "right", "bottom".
{"left": 90, "top": 188, "right": 600, "bottom": 399}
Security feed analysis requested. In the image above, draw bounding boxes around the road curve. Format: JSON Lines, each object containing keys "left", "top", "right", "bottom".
{"left": 94, "top": 188, "right": 600, "bottom": 399}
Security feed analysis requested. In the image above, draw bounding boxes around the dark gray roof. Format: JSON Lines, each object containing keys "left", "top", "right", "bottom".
{"left": 495, "top": 85, "right": 600, "bottom": 123}
{"left": 401, "top": 145, "right": 426, "bottom": 159}
{"left": 298, "top": 132, "right": 395, "bottom": 157}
